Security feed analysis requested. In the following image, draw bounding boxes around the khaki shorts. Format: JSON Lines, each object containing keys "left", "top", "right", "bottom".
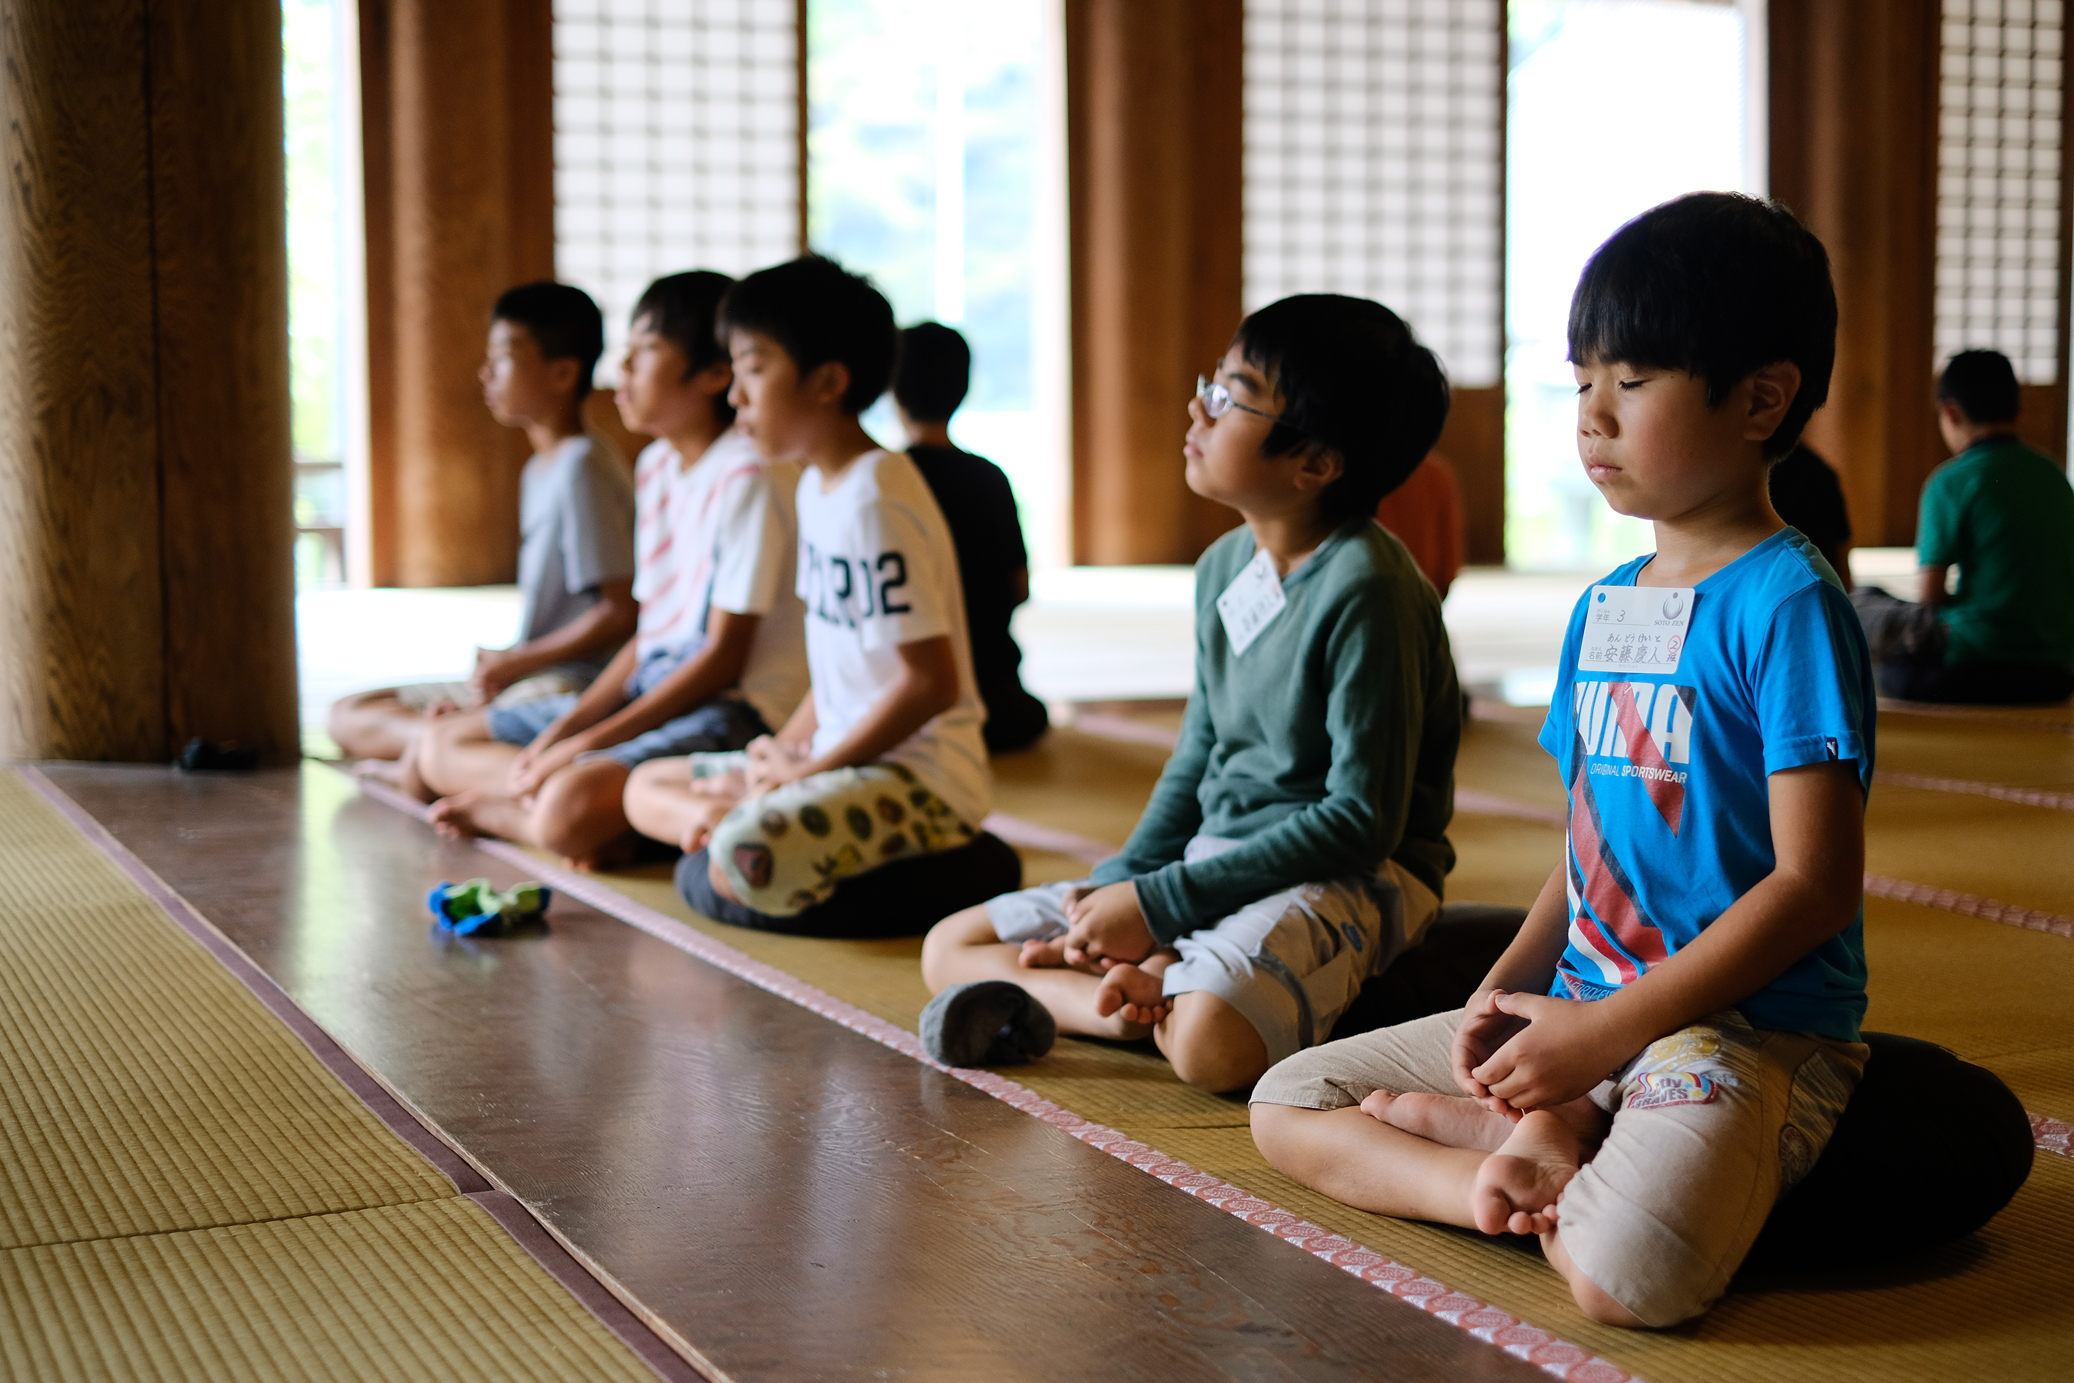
{"left": 391, "top": 671, "right": 582, "bottom": 715}
{"left": 987, "top": 839, "right": 1439, "bottom": 1067}
{"left": 1251, "top": 1006, "right": 1867, "bottom": 1326}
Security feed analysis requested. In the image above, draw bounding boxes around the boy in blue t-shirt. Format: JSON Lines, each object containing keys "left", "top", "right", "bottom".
{"left": 1251, "top": 193, "right": 1876, "bottom": 1328}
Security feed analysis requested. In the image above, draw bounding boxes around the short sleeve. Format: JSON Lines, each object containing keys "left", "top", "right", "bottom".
{"left": 559, "top": 449, "right": 637, "bottom": 592}
{"left": 707, "top": 469, "right": 791, "bottom": 616}
{"left": 854, "top": 499, "right": 953, "bottom": 650}
{"left": 1754, "top": 583, "right": 1874, "bottom": 778}
{"left": 1915, "top": 465, "right": 1965, "bottom": 570}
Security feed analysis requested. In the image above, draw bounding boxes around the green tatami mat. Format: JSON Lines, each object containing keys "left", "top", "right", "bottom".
{"left": 0, "top": 771, "right": 655, "bottom": 1382}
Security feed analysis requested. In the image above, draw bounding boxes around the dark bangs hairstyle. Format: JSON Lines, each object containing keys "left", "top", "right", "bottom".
{"left": 1936, "top": 349, "right": 2020, "bottom": 424}
{"left": 1231, "top": 294, "right": 1449, "bottom": 523}
{"left": 633, "top": 270, "right": 738, "bottom": 424}
{"left": 492, "top": 281, "right": 605, "bottom": 401}
{"left": 1567, "top": 192, "right": 1837, "bottom": 460}
{"left": 716, "top": 254, "right": 897, "bottom": 415}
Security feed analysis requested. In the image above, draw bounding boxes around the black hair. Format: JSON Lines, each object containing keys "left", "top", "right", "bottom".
{"left": 1230, "top": 294, "right": 1450, "bottom": 524}
{"left": 893, "top": 321, "right": 972, "bottom": 422}
{"left": 492, "top": 281, "right": 605, "bottom": 402}
{"left": 1936, "top": 349, "right": 2020, "bottom": 424}
{"left": 716, "top": 254, "right": 897, "bottom": 415}
{"left": 633, "top": 270, "right": 738, "bottom": 425}
{"left": 1567, "top": 192, "right": 1837, "bottom": 460}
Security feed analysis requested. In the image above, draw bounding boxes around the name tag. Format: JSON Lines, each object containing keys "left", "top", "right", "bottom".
{"left": 1216, "top": 549, "right": 1287, "bottom": 656}
{"left": 1580, "top": 584, "right": 1694, "bottom": 674}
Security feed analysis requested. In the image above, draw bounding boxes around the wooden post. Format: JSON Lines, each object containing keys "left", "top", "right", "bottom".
{"left": 361, "top": 0, "right": 556, "bottom": 587}
{"left": 1067, "top": 0, "right": 1245, "bottom": 566}
{"left": 1770, "top": 0, "right": 1942, "bottom": 548}
{"left": 0, "top": 0, "right": 299, "bottom": 763}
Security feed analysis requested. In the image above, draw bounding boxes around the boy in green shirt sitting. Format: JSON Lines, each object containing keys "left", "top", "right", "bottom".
{"left": 1852, "top": 349, "right": 2074, "bottom": 704}
{"left": 919, "top": 295, "right": 1459, "bottom": 1092}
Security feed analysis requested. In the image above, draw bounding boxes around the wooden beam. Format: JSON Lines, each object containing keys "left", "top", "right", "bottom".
{"left": 362, "top": 0, "right": 557, "bottom": 588}
{"left": 1770, "top": 0, "right": 1942, "bottom": 548}
{"left": 0, "top": 0, "right": 298, "bottom": 763}
{"left": 1067, "top": 0, "right": 1245, "bottom": 566}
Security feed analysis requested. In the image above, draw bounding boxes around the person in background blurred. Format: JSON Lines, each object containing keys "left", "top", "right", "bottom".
{"left": 1374, "top": 452, "right": 1465, "bottom": 599}
{"left": 1768, "top": 443, "right": 1853, "bottom": 589}
{"left": 893, "top": 322, "right": 1050, "bottom": 753}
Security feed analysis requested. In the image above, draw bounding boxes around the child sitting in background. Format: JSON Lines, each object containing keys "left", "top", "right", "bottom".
{"left": 1251, "top": 193, "right": 1874, "bottom": 1329}
{"left": 893, "top": 321, "right": 1049, "bottom": 753}
{"left": 624, "top": 256, "right": 1019, "bottom": 936}
{"left": 412, "top": 272, "right": 806, "bottom": 867}
{"left": 331, "top": 282, "right": 636, "bottom": 765}
{"left": 918, "top": 294, "right": 1459, "bottom": 1094}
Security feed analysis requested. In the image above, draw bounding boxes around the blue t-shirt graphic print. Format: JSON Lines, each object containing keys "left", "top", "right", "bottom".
{"left": 1537, "top": 528, "right": 1876, "bottom": 1042}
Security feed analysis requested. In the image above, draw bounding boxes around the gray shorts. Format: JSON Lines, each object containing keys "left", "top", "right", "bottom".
{"left": 985, "top": 837, "right": 1439, "bottom": 1066}
{"left": 485, "top": 694, "right": 768, "bottom": 771}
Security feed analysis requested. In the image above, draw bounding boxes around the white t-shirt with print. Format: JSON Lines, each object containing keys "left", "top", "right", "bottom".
{"left": 631, "top": 428, "right": 809, "bottom": 730}
{"left": 794, "top": 449, "right": 991, "bottom": 828}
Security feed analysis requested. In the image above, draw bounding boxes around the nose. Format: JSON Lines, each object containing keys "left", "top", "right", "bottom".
{"left": 1186, "top": 393, "right": 1209, "bottom": 426}
{"left": 1577, "top": 386, "right": 1614, "bottom": 438}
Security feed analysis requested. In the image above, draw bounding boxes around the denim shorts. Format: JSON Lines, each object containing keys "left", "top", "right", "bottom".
{"left": 485, "top": 694, "right": 768, "bottom": 771}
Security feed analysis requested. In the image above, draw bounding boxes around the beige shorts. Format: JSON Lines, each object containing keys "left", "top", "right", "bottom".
{"left": 391, "top": 670, "right": 582, "bottom": 715}
{"left": 1251, "top": 1006, "right": 1867, "bottom": 1326}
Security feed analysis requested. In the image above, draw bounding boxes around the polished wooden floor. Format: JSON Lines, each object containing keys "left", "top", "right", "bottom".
{"left": 40, "top": 762, "right": 1541, "bottom": 1383}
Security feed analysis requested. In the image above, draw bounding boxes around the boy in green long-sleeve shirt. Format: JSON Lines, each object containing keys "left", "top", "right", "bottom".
{"left": 919, "top": 295, "right": 1460, "bottom": 1092}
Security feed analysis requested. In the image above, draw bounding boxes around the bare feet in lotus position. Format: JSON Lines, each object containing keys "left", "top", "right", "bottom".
{"left": 1471, "top": 1110, "right": 1585, "bottom": 1236}
{"left": 1093, "top": 959, "right": 1174, "bottom": 1025}
{"left": 1362, "top": 1090, "right": 1609, "bottom": 1156}
{"left": 426, "top": 791, "right": 524, "bottom": 842}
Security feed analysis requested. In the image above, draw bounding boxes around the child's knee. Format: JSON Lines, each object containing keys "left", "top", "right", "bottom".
{"left": 1159, "top": 992, "right": 1269, "bottom": 1093}
{"left": 920, "top": 905, "right": 1001, "bottom": 989}
{"left": 533, "top": 760, "right": 628, "bottom": 853}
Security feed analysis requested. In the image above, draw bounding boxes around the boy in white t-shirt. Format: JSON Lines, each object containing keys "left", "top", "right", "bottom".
{"left": 625, "top": 256, "right": 1019, "bottom": 937}
{"left": 416, "top": 272, "right": 807, "bottom": 867}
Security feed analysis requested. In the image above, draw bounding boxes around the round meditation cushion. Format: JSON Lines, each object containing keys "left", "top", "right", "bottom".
{"left": 1339, "top": 905, "right": 2037, "bottom": 1265}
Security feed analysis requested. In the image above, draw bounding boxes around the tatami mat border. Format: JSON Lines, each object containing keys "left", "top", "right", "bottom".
{"left": 1878, "top": 772, "right": 2074, "bottom": 811}
{"left": 2034, "top": 1115, "right": 2074, "bottom": 1160}
{"left": 1876, "top": 700, "right": 2074, "bottom": 736}
{"left": 350, "top": 774, "right": 1634, "bottom": 1383}
{"left": 12, "top": 766, "right": 711, "bottom": 1383}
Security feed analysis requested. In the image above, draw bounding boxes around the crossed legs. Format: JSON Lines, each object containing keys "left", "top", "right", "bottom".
{"left": 414, "top": 713, "right": 637, "bottom": 867}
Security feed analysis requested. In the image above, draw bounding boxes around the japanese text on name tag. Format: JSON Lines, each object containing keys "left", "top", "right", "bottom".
{"left": 1579, "top": 584, "right": 1694, "bottom": 674}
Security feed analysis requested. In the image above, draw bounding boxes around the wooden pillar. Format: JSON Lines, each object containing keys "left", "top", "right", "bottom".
{"left": 1770, "top": 0, "right": 1942, "bottom": 548}
{"left": 0, "top": 0, "right": 299, "bottom": 763}
{"left": 361, "top": 0, "right": 556, "bottom": 587}
{"left": 1067, "top": 0, "right": 1244, "bottom": 566}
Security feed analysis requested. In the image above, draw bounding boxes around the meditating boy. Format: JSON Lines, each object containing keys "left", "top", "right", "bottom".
{"left": 1850, "top": 349, "right": 2074, "bottom": 704}
{"left": 1250, "top": 194, "right": 1875, "bottom": 1329}
{"left": 893, "top": 321, "right": 1049, "bottom": 753}
{"left": 917, "top": 295, "right": 1458, "bottom": 1094}
{"left": 413, "top": 272, "right": 806, "bottom": 867}
{"left": 624, "top": 256, "right": 1018, "bottom": 936}
{"left": 331, "top": 282, "right": 636, "bottom": 763}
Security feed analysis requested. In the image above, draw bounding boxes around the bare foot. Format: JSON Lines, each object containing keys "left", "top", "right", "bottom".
{"left": 1362, "top": 1091, "right": 1520, "bottom": 1151}
{"left": 1471, "top": 1110, "right": 1583, "bottom": 1236}
{"left": 349, "top": 757, "right": 405, "bottom": 785}
{"left": 396, "top": 744, "right": 435, "bottom": 803}
{"left": 426, "top": 791, "right": 524, "bottom": 842}
{"left": 678, "top": 796, "right": 736, "bottom": 853}
{"left": 1093, "top": 962, "right": 1172, "bottom": 1024}
{"left": 568, "top": 834, "right": 641, "bottom": 872}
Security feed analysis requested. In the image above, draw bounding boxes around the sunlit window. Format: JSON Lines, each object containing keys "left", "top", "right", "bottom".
{"left": 1506, "top": 0, "right": 1757, "bottom": 570}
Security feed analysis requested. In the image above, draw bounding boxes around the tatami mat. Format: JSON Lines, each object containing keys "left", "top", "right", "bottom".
{"left": 563, "top": 715, "right": 2074, "bottom": 1383}
{"left": 0, "top": 771, "right": 658, "bottom": 1382}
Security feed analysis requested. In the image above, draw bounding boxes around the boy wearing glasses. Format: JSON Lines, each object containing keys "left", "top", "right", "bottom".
{"left": 919, "top": 296, "right": 1460, "bottom": 1092}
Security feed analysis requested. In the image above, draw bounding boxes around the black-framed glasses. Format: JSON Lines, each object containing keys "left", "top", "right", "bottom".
{"left": 1196, "top": 375, "right": 1283, "bottom": 425}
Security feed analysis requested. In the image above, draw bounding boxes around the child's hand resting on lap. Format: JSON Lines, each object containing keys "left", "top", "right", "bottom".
{"left": 743, "top": 735, "right": 812, "bottom": 793}
{"left": 1469, "top": 991, "right": 1635, "bottom": 1114}
{"left": 1452, "top": 987, "right": 1530, "bottom": 1118}
{"left": 1060, "top": 881, "right": 1157, "bottom": 968}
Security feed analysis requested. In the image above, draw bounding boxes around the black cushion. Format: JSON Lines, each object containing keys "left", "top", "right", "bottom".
{"left": 677, "top": 830, "right": 1022, "bottom": 938}
{"left": 1335, "top": 904, "right": 2036, "bottom": 1265}
{"left": 1745, "top": 1032, "right": 2033, "bottom": 1270}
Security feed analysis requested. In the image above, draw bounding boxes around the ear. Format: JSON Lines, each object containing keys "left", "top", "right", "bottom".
{"left": 545, "top": 354, "right": 586, "bottom": 398}
{"left": 1289, "top": 444, "right": 1346, "bottom": 496}
{"left": 689, "top": 357, "right": 733, "bottom": 395}
{"left": 803, "top": 359, "right": 853, "bottom": 409}
{"left": 1935, "top": 397, "right": 1968, "bottom": 427}
{"left": 1744, "top": 360, "right": 1802, "bottom": 441}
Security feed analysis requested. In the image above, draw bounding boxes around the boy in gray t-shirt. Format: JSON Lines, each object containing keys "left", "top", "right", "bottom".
{"left": 330, "top": 282, "right": 636, "bottom": 765}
